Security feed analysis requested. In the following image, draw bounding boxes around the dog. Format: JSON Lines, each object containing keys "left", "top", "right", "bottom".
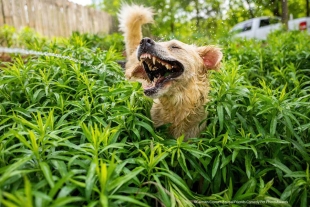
{"left": 118, "top": 4, "right": 222, "bottom": 140}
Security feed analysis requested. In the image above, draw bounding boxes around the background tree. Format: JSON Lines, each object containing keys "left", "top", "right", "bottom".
{"left": 282, "top": 0, "right": 288, "bottom": 30}
{"left": 98, "top": 0, "right": 308, "bottom": 41}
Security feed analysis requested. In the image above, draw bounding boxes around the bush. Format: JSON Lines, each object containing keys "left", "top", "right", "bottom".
{"left": 69, "top": 32, "right": 124, "bottom": 52}
{"left": 0, "top": 29, "right": 309, "bottom": 206}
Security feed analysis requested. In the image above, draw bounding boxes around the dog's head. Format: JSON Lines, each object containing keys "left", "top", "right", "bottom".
{"left": 125, "top": 37, "right": 222, "bottom": 98}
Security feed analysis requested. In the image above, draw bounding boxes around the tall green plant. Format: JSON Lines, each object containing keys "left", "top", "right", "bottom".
{"left": 0, "top": 28, "right": 309, "bottom": 207}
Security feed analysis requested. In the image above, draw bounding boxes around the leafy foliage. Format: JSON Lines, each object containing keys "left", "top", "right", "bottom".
{"left": 101, "top": 0, "right": 308, "bottom": 41}
{"left": 0, "top": 26, "right": 310, "bottom": 207}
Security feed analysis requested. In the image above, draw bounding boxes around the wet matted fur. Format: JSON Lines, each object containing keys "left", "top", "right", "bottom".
{"left": 118, "top": 4, "right": 222, "bottom": 140}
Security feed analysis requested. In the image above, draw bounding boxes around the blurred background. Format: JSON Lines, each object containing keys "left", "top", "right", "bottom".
{"left": 0, "top": 0, "right": 309, "bottom": 41}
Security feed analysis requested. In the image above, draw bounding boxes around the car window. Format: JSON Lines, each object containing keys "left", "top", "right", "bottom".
{"left": 242, "top": 21, "right": 252, "bottom": 32}
{"left": 270, "top": 18, "right": 281, "bottom": 24}
{"left": 259, "top": 19, "right": 270, "bottom": 27}
{"left": 231, "top": 21, "right": 252, "bottom": 34}
{"left": 259, "top": 18, "right": 280, "bottom": 27}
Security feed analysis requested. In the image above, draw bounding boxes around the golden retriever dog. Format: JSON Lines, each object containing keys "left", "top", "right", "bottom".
{"left": 118, "top": 4, "right": 222, "bottom": 140}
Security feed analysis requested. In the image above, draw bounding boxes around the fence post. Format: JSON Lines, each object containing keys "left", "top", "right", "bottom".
{"left": 0, "top": 0, "right": 111, "bottom": 37}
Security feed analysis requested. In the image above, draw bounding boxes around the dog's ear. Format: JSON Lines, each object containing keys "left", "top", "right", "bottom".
{"left": 196, "top": 46, "right": 222, "bottom": 70}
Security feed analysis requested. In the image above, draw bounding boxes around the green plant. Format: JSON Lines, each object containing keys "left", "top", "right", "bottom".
{"left": 0, "top": 28, "right": 309, "bottom": 207}
{"left": 0, "top": 25, "right": 17, "bottom": 47}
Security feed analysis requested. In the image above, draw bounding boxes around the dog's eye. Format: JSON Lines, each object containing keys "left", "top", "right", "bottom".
{"left": 170, "top": 45, "right": 181, "bottom": 49}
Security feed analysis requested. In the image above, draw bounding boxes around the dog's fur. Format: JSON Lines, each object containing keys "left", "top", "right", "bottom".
{"left": 118, "top": 4, "right": 222, "bottom": 140}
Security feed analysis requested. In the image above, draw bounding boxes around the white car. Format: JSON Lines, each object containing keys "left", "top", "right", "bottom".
{"left": 230, "top": 16, "right": 310, "bottom": 40}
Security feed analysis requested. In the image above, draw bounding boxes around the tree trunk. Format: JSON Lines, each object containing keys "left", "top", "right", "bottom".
{"left": 194, "top": 0, "right": 200, "bottom": 27}
{"left": 169, "top": 0, "right": 175, "bottom": 33}
{"left": 170, "top": 22, "right": 174, "bottom": 34}
{"left": 244, "top": 0, "right": 255, "bottom": 18}
{"left": 306, "top": 0, "right": 310, "bottom": 16}
{"left": 271, "top": 0, "right": 280, "bottom": 16}
{"left": 281, "top": 0, "right": 288, "bottom": 31}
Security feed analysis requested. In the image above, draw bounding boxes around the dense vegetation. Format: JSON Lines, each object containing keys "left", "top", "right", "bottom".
{"left": 99, "top": 0, "right": 309, "bottom": 40}
{"left": 0, "top": 26, "right": 310, "bottom": 206}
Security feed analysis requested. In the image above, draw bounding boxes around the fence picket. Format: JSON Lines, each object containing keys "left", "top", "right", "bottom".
{"left": 0, "top": 0, "right": 111, "bottom": 37}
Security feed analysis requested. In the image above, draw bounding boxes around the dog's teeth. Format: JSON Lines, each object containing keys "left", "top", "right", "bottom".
{"left": 152, "top": 57, "right": 156, "bottom": 65}
{"left": 141, "top": 54, "right": 149, "bottom": 59}
{"left": 166, "top": 64, "right": 172, "bottom": 69}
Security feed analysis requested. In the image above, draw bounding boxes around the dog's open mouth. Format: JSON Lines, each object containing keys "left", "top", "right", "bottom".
{"left": 139, "top": 53, "right": 184, "bottom": 96}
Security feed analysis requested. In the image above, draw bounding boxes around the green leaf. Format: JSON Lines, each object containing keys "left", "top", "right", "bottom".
{"left": 259, "top": 179, "right": 274, "bottom": 196}
{"left": 253, "top": 116, "right": 265, "bottom": 136}
{"left": 152, "top": 175, "right": 171, "bottom": 206}
{"left": 245, "top": 155, "right": 251, "bottom": 179}
{"left": 300, "top": 189, "right": 307, "bottom": 207}
{"left": 109, "top": 195, "right": 150, "bottom": 207}
{"left": 232, "top": 149, "right": 239, "bottom": 163}
{"left": 281, "top": 182, "right": 297, "bottom": 200}
{"left": 267, "top": 159, "right": 292, "bottom": 175}
{"left": 157, "top": 171, "right": 192, "bottom": 196}
{"left": 135, "top": 121, "right": 158, "bottom": 138}
{"left": 255, "top": 138, "right": 289, "bottom": 146}
{"left": 0, "top": 156, "right": 32, "bottom": 186}
{"left": 270, "top": 115, "right": 277, "bottom": 136}
{"left": 212, "top": 154, "right": 220, "bottom": 179}
{"left": 283, "top": 113, "right": 296, "bottom": 136}
{"left": 187, "top": 156, "right": 210, "bottom": 182}
{"left": 108, "top": 167, "right": 144, "bottom": 194}
{"left": 85, "top": 161, "right": 97, "bottom": 200}
{"left": 217, "top": 105, "right": 224, "bottom": 132}
{"left": 284, "top": 171, "right": 306, "bottom": 178}
{"left": 245, "top": 178, "right": 256, "bottom": 194}
{"left": 220, "top": 154, "right": 232, "bottom": 169}
{"left": 49, "top": 171, "right": 74, "bottom": 199}
{"left": 39, "top": 162, "right": 55, "bottom": 188}
{"left": 177, "top": 151, "right": 192, "bottom": 180}
{"left": 24, "top": 176, "right": 33, "bottom": 207}
{"left": 49, "top": 197, "right": 84, "bottom": 207}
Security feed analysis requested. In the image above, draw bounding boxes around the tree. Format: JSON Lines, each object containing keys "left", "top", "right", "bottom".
{"left": 282, "top": 0, "right": 289, "bottom": 30}
{"left": 98, "top": 0, "right": 308, "bottom": 40}
{"left": 244, "top": 0, "right": 255, "bottom": 18}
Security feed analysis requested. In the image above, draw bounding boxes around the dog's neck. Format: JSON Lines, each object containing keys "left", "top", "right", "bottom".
{"left": 157, "top": 76, "right": 209, "bottom": 120}
{"left": 151, "top": 76, "right": 209, "bottom": 139}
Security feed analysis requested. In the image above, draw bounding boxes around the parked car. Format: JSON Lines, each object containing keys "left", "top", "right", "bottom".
{"left": 230, "top": 16, "right": 310, "bottom": 39}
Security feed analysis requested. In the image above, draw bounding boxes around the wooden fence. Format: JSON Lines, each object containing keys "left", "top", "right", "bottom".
{"left": 0, "top": 0, "right": 112, "bottom": 37}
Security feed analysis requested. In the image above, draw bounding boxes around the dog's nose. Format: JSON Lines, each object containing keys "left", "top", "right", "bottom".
{"left": 140, "top": 37, "right": 155, "bottom": 47}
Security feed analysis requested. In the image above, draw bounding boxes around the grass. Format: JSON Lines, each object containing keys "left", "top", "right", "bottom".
{"left": 0, "top": 26, "right": 310, "bottom": 206}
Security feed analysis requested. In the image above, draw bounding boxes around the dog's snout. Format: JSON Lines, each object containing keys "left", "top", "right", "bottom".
{"left": 137, "top": 37, "right": 156, "bottom": 60}
{"left": 140, "top": 37, "right": 155, "bottom": 46}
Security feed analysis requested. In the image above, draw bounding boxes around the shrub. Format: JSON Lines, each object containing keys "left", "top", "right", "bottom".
{"left": 0, "top": 29, "right": 309, "bottom": 206}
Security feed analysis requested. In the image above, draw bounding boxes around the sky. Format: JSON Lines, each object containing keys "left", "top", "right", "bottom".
{"left": 68, "top": 0, "right": 92, "bottom": 6}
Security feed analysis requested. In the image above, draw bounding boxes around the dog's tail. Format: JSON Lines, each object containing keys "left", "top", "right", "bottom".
{"left": 118, "top": 4, "right": 154, "bottom": 58}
